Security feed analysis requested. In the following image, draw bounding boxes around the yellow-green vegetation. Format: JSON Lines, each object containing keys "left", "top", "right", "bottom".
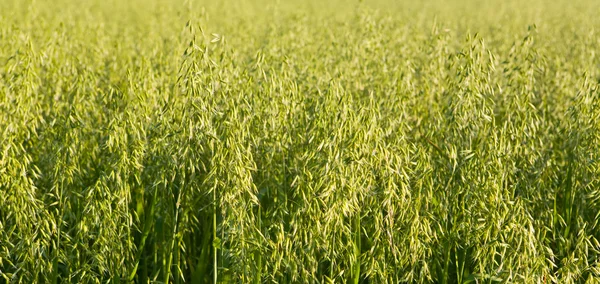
{"left": 1, "top": 0, "right": 600, "bottom": 282}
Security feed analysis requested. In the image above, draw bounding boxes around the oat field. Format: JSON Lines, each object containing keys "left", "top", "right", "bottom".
{"left": 1, "top": 0, "right": 599, "bottom": 283}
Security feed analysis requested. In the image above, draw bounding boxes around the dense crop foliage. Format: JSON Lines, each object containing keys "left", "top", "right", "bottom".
{"left": 1, "top": 0, "right": 600, "bottom": 282}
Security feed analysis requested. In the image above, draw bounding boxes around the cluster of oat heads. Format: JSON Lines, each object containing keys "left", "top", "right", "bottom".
{"left": 1, "top": 0, "right": 600, "bottom": 283}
